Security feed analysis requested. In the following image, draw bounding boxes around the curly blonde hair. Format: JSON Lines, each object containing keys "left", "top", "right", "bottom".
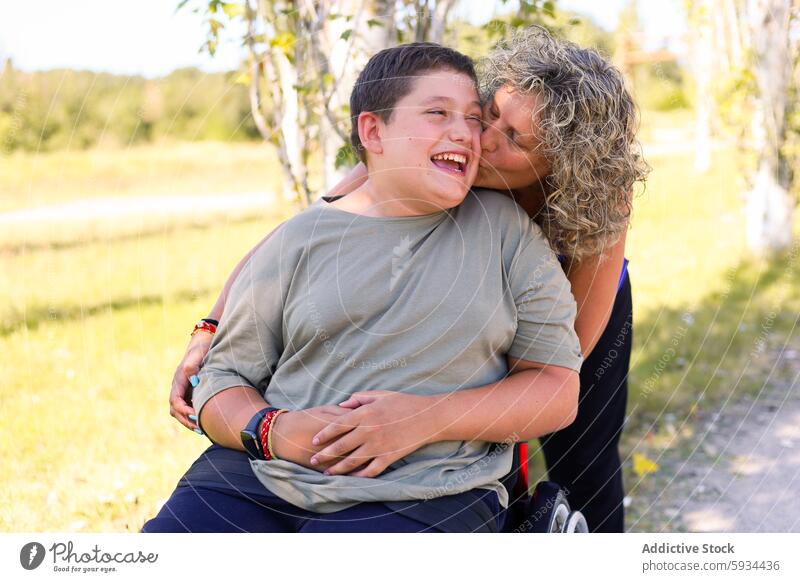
{"left": 480, "top": 26, "right": 649, "bottom": 262}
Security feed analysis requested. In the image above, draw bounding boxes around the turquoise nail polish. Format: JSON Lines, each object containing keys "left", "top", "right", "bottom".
{"left": 189, "top": 375, "right": 199, "bottom": 388}
{"left": 193, "top": 428, "right": 204, "bottom": 435}
{"left": 188, "top": 414, "right": 197, "bottom": 421}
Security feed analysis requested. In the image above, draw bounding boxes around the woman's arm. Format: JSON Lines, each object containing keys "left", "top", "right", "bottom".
{"left": 169, "top": 222, "right": 285, "bottom": 431}
{"left": 563, "top": 229, "right": 627, "bottom": 358}
{"left": 326, "top": 161, "right": 368, "bottom": 199}
{"left": 426, "top": 357, "right": 579, "bottom": 442}
{"left": 308, "top": 358, "right": 579, "bottom": 477}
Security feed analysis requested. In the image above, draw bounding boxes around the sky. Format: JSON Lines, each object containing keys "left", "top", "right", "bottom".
{"left": 0, "top": 0, "right": 687, "bottom": 78}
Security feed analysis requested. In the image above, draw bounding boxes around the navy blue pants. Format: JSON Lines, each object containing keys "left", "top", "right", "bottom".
{"left": 539, "top": 273, "right": 632, "bottom": 532}
{"left": 142, "top": 445, "right": 506, "bottom": 533}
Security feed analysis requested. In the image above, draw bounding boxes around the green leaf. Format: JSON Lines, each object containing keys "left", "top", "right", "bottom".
{"left": 293, "top": 82, "right": 317, "bottom": 95}
{"left": 543, "top": 1, "right": 556, "bottom": 18}
{"left": 270, "top": 31, "right": 296, "bottom": 56}
{"left": 234, "top": 71, "right": 251, "bottom": 85}
{"left": 340, "top": 29, "right": 353, "bottom": 41}
{"left": 632, "top": 453, "right": 660, "bottom": 478}
{"left": 335, "top": 143, "right": 359, "bottom": 170}
{"left": 221, "top": 2, "right": 244, "bottom": 17}
{"left": 208, "top": 18, "right": 223, "bottom": 36}
{"left": 483, "top": 19, "right": 507, "bottom": 39}
{"left": 366, "top": 18, "right": 383, "bottom": 28}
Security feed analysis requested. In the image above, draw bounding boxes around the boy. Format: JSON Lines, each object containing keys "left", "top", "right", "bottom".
{"left": 143, "top": 43, "right": 582, "bottom": 533}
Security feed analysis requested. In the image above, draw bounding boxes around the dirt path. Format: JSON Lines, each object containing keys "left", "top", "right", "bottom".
{"left": 627, "top": 350, "right": 800, "bottom": 532}
{"left": 0, "top": 191, "right": 285, "bottom": 248}
{"left": 0, "top": 192, "right": 277, "bottom": 224}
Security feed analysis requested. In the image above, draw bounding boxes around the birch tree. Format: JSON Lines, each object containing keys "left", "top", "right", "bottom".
{"left": 688, "top": 0, "right": 715, "bottom": 172}
{"left": 690, "top": 0, "right": 797, "bottom": 252}
{"left": 187, "top": 0, "right": 459, "bottom": 207}
{"left": 742, "top": 0, "right": 796, "bottom": 252}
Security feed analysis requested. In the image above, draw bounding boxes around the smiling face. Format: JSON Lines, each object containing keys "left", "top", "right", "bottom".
{"left": 475, "top": 84, "right": 552, "bottom": 191}
{"left": 361, "top": 70, "right": 483, "bottom": 212}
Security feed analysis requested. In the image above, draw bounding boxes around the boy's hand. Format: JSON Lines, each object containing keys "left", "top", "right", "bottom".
{"left": 309, "top": 391, "right": 440, "bottom": 478}
{"left": 271, "top": 405, "right": 355, "bottom": 471}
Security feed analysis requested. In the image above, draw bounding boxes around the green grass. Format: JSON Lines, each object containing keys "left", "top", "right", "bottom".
{"left": 1, "top": 213, "right": 288, "bottom": 335}
{"left": 1, "top": 299, "right": 213, "bottom": 531}
{"left": 2, "top": 114, "right": 799, "bottom": 531}
{"left": 0, "top": 141, "right": 286, "bottom": 213}
{"left": 624, "top": 141, "right": 799, "bottom": 421}
{"left": 0, "top": 215, "right": 289, "bottom": 532}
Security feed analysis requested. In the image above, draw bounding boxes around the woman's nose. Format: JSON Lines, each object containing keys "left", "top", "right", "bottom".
{"left": 480, "top": 125, "right": 498, "bottom": 154}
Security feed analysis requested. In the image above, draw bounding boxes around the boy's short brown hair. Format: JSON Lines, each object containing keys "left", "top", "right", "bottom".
{"left": 349, "top": 43, "right": 477, "bottom": 163}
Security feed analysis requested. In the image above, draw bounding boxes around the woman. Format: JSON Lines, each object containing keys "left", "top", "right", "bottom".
{"left": 169, "top": 27, "right": 648, "bottom": 532}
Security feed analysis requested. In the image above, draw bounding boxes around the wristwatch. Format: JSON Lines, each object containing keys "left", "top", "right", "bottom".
{"left": 241, "top": 407, "right": 280, "bottom": 460}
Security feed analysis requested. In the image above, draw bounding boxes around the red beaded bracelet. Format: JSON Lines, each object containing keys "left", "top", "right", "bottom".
{"left": 191, "top": 320, "right": 217, "bottom": 337}
{"left": 259, "top": 409, "right": 287, "bottom": 461}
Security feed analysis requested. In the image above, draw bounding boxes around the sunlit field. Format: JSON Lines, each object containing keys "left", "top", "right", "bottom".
{"left": 2, "top": 111, "right": 798, "bottom": 531}
{"left": 0, "top": 141, "right": 285, "bottom": 213}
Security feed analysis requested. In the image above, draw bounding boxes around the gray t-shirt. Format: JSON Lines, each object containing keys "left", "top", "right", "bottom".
{"left": 194, "top": 188, "right": 583, "bottom": 513}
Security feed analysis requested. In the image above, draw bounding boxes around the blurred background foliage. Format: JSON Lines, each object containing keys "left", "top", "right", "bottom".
{"left": 0, "top": 8, "right": 689, "bottom": 155}
{"left": 0, "top": 63, "right": 260, "bottom": 152}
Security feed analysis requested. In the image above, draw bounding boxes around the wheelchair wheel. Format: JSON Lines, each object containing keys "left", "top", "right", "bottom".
{"left": 525, "top": 481, "right": 572, "bottom": 533}
{"left": 562, "top": 510, "right": 589, "bottom": 533}
{"left": 550, "top": 502, "right": 570, "bottom": 533}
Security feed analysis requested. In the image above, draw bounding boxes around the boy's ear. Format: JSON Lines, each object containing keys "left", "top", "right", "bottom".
{"left": 357, "top": 111, "right": 384, "bottom": 158}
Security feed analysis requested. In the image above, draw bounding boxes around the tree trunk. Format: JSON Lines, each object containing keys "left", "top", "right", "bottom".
{"left": 690, "top": 0, "right": 714, "bottom": 172}
{"left": 430, "top": 0, "right": 456, "bottom": 43}
{"left": 744, "top": 0, "right": 793, "bottom": 252}
{"left": 318, "top": 0, "right": 388, "bottom": 197}
{"left": 239, "top": 0, "right": 461, "bottom": 206}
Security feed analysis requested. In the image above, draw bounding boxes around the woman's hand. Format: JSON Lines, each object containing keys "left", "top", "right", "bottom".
{"left": 308, "top": 391, "right": 441, "bottom": 478}
{"left": 270, "top": 405, "right": 355, "bottom": 471}
{"left": 169, "top": 332, "right": 213, "bottom": 431}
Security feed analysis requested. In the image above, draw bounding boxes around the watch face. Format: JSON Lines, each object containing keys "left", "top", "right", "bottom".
{"left": 241, "top": 430, "right": 262, "bottom": 459}
{"left": 240, "top": 407, "right": 277, "bottom": 460}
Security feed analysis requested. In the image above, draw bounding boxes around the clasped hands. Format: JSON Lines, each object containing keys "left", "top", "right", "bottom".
{"left": 271, "top": 390, "right": 442, "bottom": 478}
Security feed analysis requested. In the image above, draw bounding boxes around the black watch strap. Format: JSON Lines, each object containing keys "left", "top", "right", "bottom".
{"left": 240, "top": 406, "right": 280, "bottom": 460}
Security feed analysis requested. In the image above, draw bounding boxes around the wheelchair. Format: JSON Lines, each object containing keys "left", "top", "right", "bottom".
{"left": 500, "top": 442, "right": 589, "bottom": 533}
